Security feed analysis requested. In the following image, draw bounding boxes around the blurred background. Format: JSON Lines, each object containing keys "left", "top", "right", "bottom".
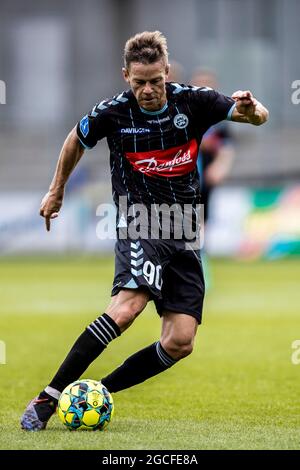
{"left": 1, "top": 0, "right": 300, "bottom": 450}
{"left": 0, "top": 0, "right": 299, "bottom": 257}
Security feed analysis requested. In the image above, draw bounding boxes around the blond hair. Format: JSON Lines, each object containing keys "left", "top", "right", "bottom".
{"left": 124, "top": 31, "right": 168, "bottom": 69}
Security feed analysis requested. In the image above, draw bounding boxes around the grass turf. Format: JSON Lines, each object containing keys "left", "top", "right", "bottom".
{"left": 0, "top": 256, "right": 299, "bottom": 450}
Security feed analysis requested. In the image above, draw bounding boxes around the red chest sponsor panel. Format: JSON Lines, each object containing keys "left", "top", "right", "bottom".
{"left": 125, "top": 138, "right": 199, "bottom": 178}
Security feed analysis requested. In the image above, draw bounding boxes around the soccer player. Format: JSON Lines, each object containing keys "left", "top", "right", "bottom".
{"left": 21, "top": 31, "right": 269, "bottom": 430}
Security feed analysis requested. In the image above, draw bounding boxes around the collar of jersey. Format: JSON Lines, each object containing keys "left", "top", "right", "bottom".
{"left": 139, "top": 101, "right": 168, "bottom": 115}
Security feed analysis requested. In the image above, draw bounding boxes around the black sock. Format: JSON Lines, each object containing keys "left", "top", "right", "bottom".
{"left": 48, "top": 313, "right": 120, "bottom": 393}
{"left": 101, "top": 342, "right": 178, "bottom": 393}
{"left": 35, "top": 390, "right": 58, "bottom": 422}
{"left": 38, "top": 390, "right": 58, "bottom": 403}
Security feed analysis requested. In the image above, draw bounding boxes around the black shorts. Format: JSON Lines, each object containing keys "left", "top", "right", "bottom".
{"left": 111, "top": 238, "right": 205, "bottom": 323}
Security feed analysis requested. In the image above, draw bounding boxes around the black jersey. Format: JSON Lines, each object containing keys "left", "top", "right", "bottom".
{"left": 76, "top": 83, "right": 235, "bottom": 231}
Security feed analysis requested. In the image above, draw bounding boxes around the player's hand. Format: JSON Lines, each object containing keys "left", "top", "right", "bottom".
{"left": 40, "top": 189, "right": 64, "bottom": 231}
{"left": 231, "top": 90, "right": 258, "bottom": 117}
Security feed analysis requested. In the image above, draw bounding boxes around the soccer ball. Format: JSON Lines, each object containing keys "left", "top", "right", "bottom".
{"left": 57, "top": 379, "right": 114, "bottom": 430}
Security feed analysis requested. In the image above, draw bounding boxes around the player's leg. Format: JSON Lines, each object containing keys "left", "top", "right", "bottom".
{"left": 101, "top": 311, "right": 197, "bottom": 393}
{"left": 160, "top": 311, "right": 198, "bottom": 358}
{"left": 20, "top": 288, "right": 149, "bottom": 431}
{"left": 101, "top": 243, "right": 204, "bottom": 392}
{"left": 47, "top": 288, "right": 149, "bottom": 392}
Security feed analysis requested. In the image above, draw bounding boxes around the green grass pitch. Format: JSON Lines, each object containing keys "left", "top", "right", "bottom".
{"left": 0, "top": 256, "right": 299, "bottom": 450}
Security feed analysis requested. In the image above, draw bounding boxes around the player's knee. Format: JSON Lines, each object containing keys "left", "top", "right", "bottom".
{"left": 173, "top": 342, "right": 194, "bottom": 360}
{"left": 161, "top": 337, "right": 194, "bottom": 360}
{"left": 118, "top": 301, "right": 143, "bottom": 326}
{"left": 107, "top": 295, "right": 147, "bottom": 330}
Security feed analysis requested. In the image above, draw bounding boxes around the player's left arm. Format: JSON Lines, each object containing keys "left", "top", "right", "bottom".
{"left": 231, "top": 90, "right": 269, "bottom": 126}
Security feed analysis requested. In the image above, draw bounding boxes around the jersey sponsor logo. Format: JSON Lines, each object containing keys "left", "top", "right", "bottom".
{"left": 173, "top": 113, "right": 189, "bottom": 129}
{"left": 120, "top": 128, "right": 151, "bottom": 134}
{"left": 147, "top": 116, "right": 170, "bottom": 125}
{"left": 80, "top": 115, "right": 89, "bottom": 138}
{"left": 125, "top": 139, "right": 198, "bottom": 177}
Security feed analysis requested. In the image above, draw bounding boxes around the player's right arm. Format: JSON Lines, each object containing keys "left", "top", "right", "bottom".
{"left": 40, "top": 127, "right": 85, "bottom": 231}
{"left": 40, "top": 98, "right": 112, "bottom": 231}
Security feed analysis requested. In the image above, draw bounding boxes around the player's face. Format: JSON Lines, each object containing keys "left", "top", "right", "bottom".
{"left": 123, "top": 60, "right": 169, "bottom": 111}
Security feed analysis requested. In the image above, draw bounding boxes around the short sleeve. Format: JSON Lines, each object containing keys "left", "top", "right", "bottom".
{"left": 76, "top": 101, "right": 111, "bottom": 149}
{"left": 188, "top": 87, "right": 236, "bottom": 128}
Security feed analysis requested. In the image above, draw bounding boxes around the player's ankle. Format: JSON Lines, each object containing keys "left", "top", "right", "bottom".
{"left": 38, "top": 390, "right": 58, "bottom": 403}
